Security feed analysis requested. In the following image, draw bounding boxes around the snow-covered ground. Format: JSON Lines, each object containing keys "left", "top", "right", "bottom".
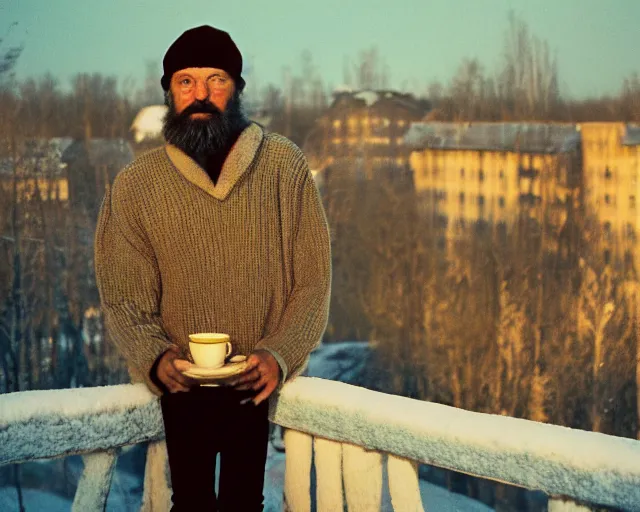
{"left": 0, "top": 342, "right": 492, "bottom": 511}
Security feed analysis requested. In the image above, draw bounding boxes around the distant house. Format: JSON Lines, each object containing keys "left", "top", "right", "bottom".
{"left": 304, "top": 89, "right": 431, "bottom": 182}
{"left": 0, "top": 138, "right": 74, "bottom": 203}
{"left": 61, "top": 139, "right": 134, "bottom": 216}
{"left": 0, "top": 137, "right": 134, "bottom": 216}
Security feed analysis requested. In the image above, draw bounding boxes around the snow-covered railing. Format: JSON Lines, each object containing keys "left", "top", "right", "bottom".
{"left": 274, "top": 378, "right": 640, "bottom": 512}
{"left": 0, "top": 384, "right": 170, "bottom": 511}
{"left": 2, "top": 378, "right": 640, "bottom": 511}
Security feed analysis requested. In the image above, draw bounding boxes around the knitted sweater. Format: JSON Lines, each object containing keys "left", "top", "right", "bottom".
{"left": 94, "top": 123, "right": 332, "bottom": 396}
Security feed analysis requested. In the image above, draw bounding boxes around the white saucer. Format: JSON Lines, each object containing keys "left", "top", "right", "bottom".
{"left": 182, "top": 356, "right": 248, "bottom": 381}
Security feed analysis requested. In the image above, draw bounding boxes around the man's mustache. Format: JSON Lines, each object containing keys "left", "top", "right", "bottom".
{"left": 179, "top": 100, "right": 222, "bottom": 117}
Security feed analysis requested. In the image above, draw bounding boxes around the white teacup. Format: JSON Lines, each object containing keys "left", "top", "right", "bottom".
{"left": 188, "top": 333, "right": 232, "bottom": 369}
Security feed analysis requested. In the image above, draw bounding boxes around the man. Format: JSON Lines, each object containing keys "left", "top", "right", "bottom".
{"left": 94, "top": 25, "right": 331, "bottom": 511}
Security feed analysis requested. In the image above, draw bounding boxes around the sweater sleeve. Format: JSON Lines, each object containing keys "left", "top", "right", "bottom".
{"left": 94, "top": 179, "right": 174, "bottom": 396}
{"left": 255, "top": 162, "right": 332, "bottom": 380}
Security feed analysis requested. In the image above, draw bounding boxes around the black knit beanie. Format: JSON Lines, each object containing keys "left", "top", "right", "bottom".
{"left": 161, "top": 25, "right": 245, "bottom": 91}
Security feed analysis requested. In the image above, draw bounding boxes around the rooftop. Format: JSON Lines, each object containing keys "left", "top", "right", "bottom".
{"left": 404, "top": 122, "right": 581, "bottom": 154}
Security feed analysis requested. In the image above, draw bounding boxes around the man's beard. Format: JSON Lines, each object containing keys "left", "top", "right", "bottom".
{"left": 162, "top": 91, "right": 250, "bottom": 157}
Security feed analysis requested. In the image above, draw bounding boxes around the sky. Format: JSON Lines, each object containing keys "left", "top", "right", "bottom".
{"left": 1, "top": 0, "right": 639, "bottom": 100}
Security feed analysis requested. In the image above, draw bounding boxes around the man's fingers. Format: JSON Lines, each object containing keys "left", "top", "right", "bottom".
{"left": 237, "top": 371, "right": 264, "bottom": 391}
{"left": 166, "top": 363, "right": 190, "bottom": 384}
{"left": 162, "top": 371, "right": 194, "bottom": 392}
{"left": 164, "top": 372, "right": 190, "bottom": 393}
{"left": 159, "top": 360, "right": 195, "bottom": 390}
{"left": 234, "top": 374, "right": 260, "bottom": 390}
{"left": 173, "top": 359, "right": 192, "bottom": 372}
{"left": 243, "top": 356, "right": 260, "bottom": 372}
{"left": 168, "top": 383, "right": 190, "bottom": 393}
{"left": 251, "top": 374, "right": 269, "bottom": 391}
{"left": 253, "top": 381, "right": 276, "bottom": 405}
{"left": 234, "top": 367, "right": 261, "bottom": 385}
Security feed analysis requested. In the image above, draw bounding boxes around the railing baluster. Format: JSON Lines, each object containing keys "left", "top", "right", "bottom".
{"left": 71, "top": 449, "right": 119, "bottom": 512}
{"left": 314, "top": 437, "right": 344, "bottom": 512}
{"left": 140, "top": 440, "right": 171, "bottom": 512}
{"left": 343, "top": 443, "right": 382, "bottom": 512}
{"left": 387, "top": 454, "right": 425, "bottom": 512}
{"left": 284, "top": 428, "right": 313, "bottom": 512}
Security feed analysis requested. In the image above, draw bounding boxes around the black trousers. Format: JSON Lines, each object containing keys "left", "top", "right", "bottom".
{"left": 160, "top": 386, "right": 270, "bottom": 512}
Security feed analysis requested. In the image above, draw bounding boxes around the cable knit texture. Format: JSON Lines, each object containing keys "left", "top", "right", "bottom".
{"left": 94, "top": 123, "right": 332, "bottom": 396}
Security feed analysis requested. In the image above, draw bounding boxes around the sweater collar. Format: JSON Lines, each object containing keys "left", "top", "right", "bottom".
{"left": 164, "top": 122, "right": 264, "bottom": 201}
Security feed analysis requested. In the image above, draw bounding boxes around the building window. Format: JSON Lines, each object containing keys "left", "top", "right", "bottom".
{"left": 604, "top": 166, "right": 612, "bottom": 179}
{"left": 459, "top": 192, "right": 465, "bottom": 204}
{"left": 333, "top": 119, "right": 341, "bottom": 129}
{"left": 478, "top": 195, "right": 485, "bottom": 207}
{"left": 382, "top": 118, "right": 390, "bottom": 127}
{"left": 499, "top": 196, "right": 505, "bottom": 208}
{"left": 479, "top": 170, "right": 485, "bottom": 182}
{"left": 627, "top": 223, "right": 636, "bottom": 241}
{"left": 460, "top": 168, "right": 465, "bottom": 178}
{"left": 631, "top": 195, "right": 636, "bottom": 208}
{"left": 397, "top": 119, "right": 406, "bottom": 127}
{"left": 499, "top": 170, "right": 504, "bottom": 179}
{"left": 396, "top": 137, "right": 404, "bottom": 145}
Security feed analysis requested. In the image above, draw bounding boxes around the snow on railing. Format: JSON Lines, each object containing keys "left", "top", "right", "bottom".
{"left": 0, "top": 384, "right": 169, "bottom": 511}
{"left": 273, "top": 378, "right": 640, "bottom": 512}
{"left": 1, "top": 378, "right": 640, "bottom": 511}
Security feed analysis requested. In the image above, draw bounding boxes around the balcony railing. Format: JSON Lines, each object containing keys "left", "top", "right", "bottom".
{"left": 2, "top": 377, "right": 640, "bottom": 511}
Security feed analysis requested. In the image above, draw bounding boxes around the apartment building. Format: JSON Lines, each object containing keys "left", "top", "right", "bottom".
{"left": 580, "top": 123, "right": 640, "bottom": 263}
{"left": 405, "top": 122, "right": 581, "bottom": 241}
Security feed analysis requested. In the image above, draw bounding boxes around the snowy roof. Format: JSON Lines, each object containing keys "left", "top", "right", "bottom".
{"left": 353, "top": 91, "right": 380, "bottom": 107}
{"left": 332, "top": 84, "right": 354, "bottom": 95}
{"left": 623, "top": 125, "right": 640, "bottom": 146}
{"left": 404, "top": 122, "right": 581, "bottom": 154}
{"left": 130, "top": 105, "right": 167, "bottom": 143}
{"left": 330, "top": 89, "right": 427, "bottom": 114}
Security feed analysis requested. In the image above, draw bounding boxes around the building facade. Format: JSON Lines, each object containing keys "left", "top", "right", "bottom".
{"left": 304, "top": 89, "right": 430, "bottom": 183}
{"left": 406, "top": 122, "right": 582, "bottom": 244}
{"left": 580, "top": 123, "right": 640, "bottom": 263}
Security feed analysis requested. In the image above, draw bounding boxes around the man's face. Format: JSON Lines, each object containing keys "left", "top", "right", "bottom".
{"left": 170, "top": 67, "right": 236, "bottom": 116}
{"left": 162, "top": 68, "right": 249, "bottom": 158}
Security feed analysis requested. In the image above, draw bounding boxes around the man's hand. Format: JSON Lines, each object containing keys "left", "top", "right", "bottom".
{"left": 231, "top": 350, "right": 281, "bottom": 405}
{"left": 155, "top": 345, "right": 198, "bottom": 393}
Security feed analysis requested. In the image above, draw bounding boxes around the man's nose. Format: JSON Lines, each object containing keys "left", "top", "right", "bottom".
{"left": 194, "top": 80, "right": 209, "bottom": 101}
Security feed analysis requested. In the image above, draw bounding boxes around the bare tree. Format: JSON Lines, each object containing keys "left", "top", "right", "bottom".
{"left": 344, "top": 47, "right": 390, "bottom": 91}
{"left": 134, "top": 60, "right": 164, "bottom": 108}
{"left": 497, "top": 11, "right": 560, "bottom": 119}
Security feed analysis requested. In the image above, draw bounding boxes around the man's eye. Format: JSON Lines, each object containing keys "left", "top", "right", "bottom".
{"left": 180, "top": 79, "right": 192, "bottom": 86}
